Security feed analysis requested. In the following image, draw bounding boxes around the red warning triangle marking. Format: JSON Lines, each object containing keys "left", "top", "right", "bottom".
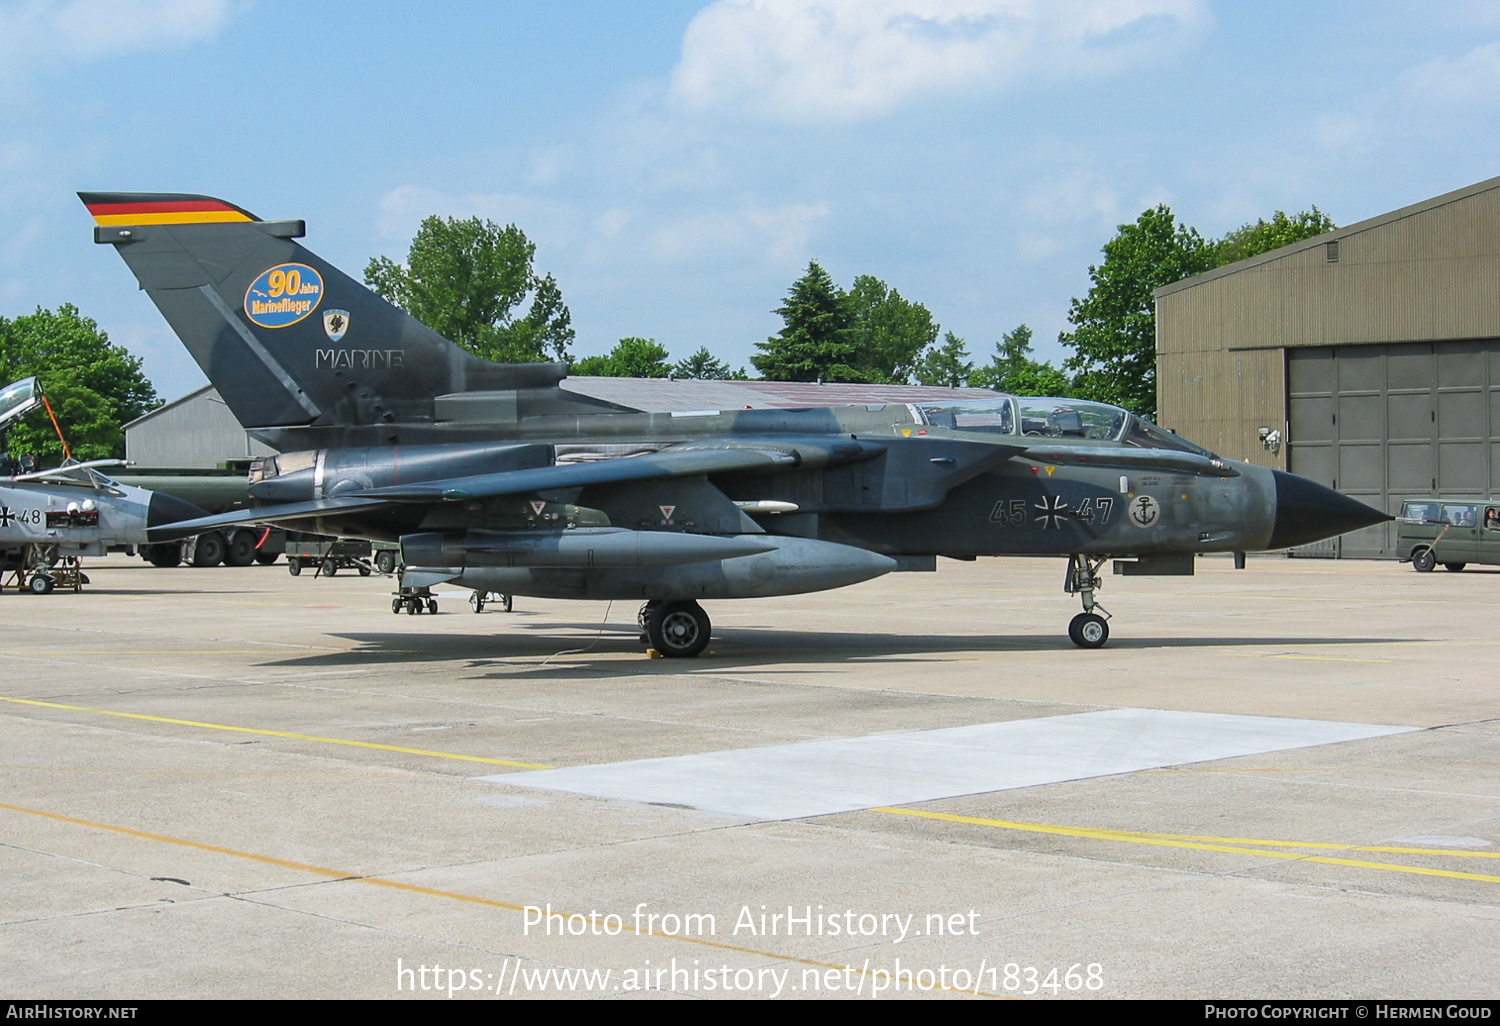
{"left": 660, "top": 505, "right": 676, "bottom": 520}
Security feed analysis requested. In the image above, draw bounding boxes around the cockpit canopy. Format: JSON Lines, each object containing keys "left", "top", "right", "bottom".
{"left": 914, "top": 396, "right": 1212, "bottom": 457}
{"left": 0, "top": 377, "right": 43, "bottom": 434}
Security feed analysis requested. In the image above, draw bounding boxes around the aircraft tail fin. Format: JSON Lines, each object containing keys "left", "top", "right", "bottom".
{"left": 80, "top": 192, "right": 572, "bottom": 431}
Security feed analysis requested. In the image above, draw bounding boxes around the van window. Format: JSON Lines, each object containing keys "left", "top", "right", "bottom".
{"left": 1400, "top": 501, "right": 1440, "bottom": 523}
{"left": 1485, "top": 507, "right": 1500, "bottom": 532}
{"left": 1441, "top": 504, "right": 1477, "bottom": 528}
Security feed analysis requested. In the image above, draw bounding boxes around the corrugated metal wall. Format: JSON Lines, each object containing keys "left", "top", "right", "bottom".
{"left": 125, "top": 388, "right": 275, "bottom": 469}
{"left": 1285, "top": 342, "right": 1500, "bottom": 557}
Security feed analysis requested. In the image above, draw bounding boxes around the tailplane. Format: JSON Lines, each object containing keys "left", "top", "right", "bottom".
{"left": 81, "top": 193, "right": 592, "bottom": 433}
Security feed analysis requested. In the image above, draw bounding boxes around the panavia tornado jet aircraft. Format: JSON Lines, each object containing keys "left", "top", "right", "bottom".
{"left": 0, "top": 376, "right": 206, "bottom": 591}
{"left": 82, "top": 192, "right": 1388, "bottom": 651}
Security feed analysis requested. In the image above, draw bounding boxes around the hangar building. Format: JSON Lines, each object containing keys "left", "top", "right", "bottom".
{"left": 1156, "top": 175, "right": 1500, "bottom": 558}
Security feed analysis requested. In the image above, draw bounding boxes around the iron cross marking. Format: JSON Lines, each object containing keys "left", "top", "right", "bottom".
{"left": 1034, "top": 494, "right": 1070, "bottom": 529}
{"left": 0, "top": 507, "right": 14, "bottom": 527}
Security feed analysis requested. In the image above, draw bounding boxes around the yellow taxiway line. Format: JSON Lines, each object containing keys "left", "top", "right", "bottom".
{"left": 0, "top": 696, "right": 552, "bottom": 770}
{"left": 0, "top": 800, "right": 1001, "bottom": 999}
{"left": 873, "top": 808, "right": 1500, "bottom": 884}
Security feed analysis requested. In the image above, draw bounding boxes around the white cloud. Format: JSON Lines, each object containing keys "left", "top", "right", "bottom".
{"left": 0, "top": 0, "right": 231, "bottom": 80}
{"left": 596, "top": 208, "right": 634, "bottom": 238}
{"left": 669, "top": 0, "right": 1210, "bottom": 123}
{"left": 374, "top": 184, "right": 827, "bottom": 268}
{"left": 1402, "top": 41, "right": 1500, "bottom": 105}
{"left": 649, "top": 201, "right": 830, "bottom": 261}
{"left": 1023, "top": 169, "right": 1122, "bottom": 227}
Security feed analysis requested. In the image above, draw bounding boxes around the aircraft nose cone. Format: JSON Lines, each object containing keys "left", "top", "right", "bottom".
{"left": 146, "top": 491, "right": 210, "bottom": 529}
{"left": 1267, "top": 470, "right": 1390, "bottom": 549}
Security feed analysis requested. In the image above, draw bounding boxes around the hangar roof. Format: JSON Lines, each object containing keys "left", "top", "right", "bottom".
{"left": 1155, "top": 173, "right": 1500, "bottom": 299}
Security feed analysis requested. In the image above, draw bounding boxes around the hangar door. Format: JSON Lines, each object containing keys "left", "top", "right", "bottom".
{"left": 1287, "top": 341, "right": 1500, "bottom": 557}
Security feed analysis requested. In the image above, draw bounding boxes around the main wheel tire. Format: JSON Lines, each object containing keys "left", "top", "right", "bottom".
{"left": 406, "top": 601, "right": 417, "bottom": 615}
{"left": 288, "top": 560, "right": 302, "bottom": 576}
{"left": 1068, "top": 612, "right": 1109, "bottom": 649}
{"left": 392, "top": 598, "right": 403, "bottom": 614}
{"left": 1412, "top": 547, "right": 1436, "bottom": 572}
{"left": 224, "top": 530, "right": 258, "bottom": 567}
{"left": 1444, "top": 562, "right": 1467, "bottom": 572}
{"left": 374, "top": 550, "right": 397, "bottom": 575}
{"left": 28, "top": 574, "right": 55, "bottom": 595}
{"left": 145, "top": 543, "right": 182, "bottom": 568}
{"left": 646, "top": 600, "right": 711, "bottom": 658}
{"left": 501, "top": 594, "right": 513, "bottom": 612}
{"left": 427, "top": 598, "right": 438, "bottom": 615}
{"left": 191, "top": 532, "right": 226, "bottom": 568}
{"left": 470, "top": 592, "right": 484, "bottom": 613}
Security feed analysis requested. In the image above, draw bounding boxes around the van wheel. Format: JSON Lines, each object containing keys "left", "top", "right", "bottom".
{"left": 1444, "top": 562, "right": 1466, "bottom": 572}
{"left": 1411, "top": 548, "right": 1436, "bottom": 572}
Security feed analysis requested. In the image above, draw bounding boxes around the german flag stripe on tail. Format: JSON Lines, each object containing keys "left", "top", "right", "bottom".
{"left": 78, "top": 192, "right": 258, "bottom": 226}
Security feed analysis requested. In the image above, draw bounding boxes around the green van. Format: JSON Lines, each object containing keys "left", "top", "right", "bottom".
{"left": 1396, "top": 500, "right": 1500, "bottom": 571}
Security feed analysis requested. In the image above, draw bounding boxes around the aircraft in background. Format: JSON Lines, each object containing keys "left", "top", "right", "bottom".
{"left": 82, "top": 192, "right": 1387, "bottom": 649}
{"left": 0, "top": 376, "right": 205, "bottom": 592}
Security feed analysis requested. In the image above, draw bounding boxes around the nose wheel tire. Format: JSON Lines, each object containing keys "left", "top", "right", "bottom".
{"left": 645, "top": 600, "right": 711, "bottom": 658}
{"left": 1068, "top": 612, "right": 1109, "bottom": 649}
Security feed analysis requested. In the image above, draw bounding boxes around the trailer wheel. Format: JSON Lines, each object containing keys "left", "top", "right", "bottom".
{"left": 192, "top": 532, "right": 226, "bottom": 568}
{"left": 224, "top": 530, "right": 258, "bottom": 567}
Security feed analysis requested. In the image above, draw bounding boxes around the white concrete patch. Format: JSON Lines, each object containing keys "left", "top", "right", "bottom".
{"left": 491, "top": 708, "right": 1416, "bottom": 821}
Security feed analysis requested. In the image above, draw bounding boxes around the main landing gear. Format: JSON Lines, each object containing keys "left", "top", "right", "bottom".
{"left": 637, "top": 599, "right": 712, "bottom": 658}
{"left": 1064, "top": 554, "right": 1111, "bottom": 649}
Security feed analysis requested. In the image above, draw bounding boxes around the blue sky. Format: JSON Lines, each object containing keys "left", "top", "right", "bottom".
{"left": 5, "top": 0, "right": 1500, "bottom": 402}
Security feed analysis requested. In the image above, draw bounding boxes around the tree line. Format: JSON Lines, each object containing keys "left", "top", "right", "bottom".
{"left": 0, "top": 203, "right": 1334, "bottom": 463}
{"left": 364, "top": 205, "right": 1335, "bottom": 419}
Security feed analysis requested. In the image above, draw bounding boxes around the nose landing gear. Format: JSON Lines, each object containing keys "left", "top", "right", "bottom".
{"left": 1065, "top": 554, "right": 1111, "bottom": 649}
